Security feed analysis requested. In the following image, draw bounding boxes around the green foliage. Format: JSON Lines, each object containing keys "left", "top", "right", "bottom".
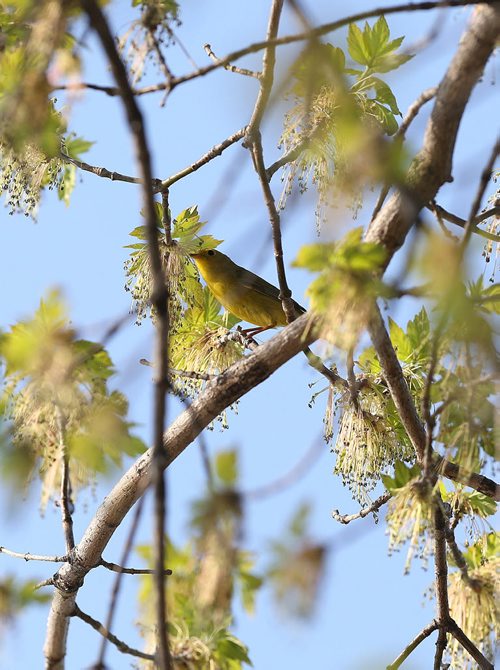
{"left": 347, "top": 17, "right": 412, "bottom": 73}
{"left": 279, "top": 16, "right": 411, "bottom": 225}
{"left": 267, "top": 503, "right": 326, "bottom": 619}
{"left": 0, "top": 291, "right": 145, "bottom": 507}
{"left": 0, "top": 575, "right": 50, "bottom": 630}
{"left": 124, "top": 204, "right": 222, "bottom": 325}
{"left": 294, "top": 228, "right": 386, "bottom": 348}
{"left": 136, "top": 538, "right": 254, "bottom": 668}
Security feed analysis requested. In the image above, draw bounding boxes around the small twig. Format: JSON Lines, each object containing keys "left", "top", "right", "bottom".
{"left": 56, "top": 2, "right": 490, "bottom": 101}
{"left": 386, "top": 620, "right": 439, "bottom": 670}
{"left": 35, "top": 578, "right": 55, "bottom": 590}
{"left": 332, "top": 492, "right": 391, "bottom": 525}
{"left": 60, "top": 151, "right": 161, "bottom": 189}
{"left": 421, "top": 330, "right": 442, "bottom": 478}
{"left": 429, "top": 203, "right": 500, "bottom": 242}
{"left": 162, "top": 189, "right": 172, "bottom": 245}
{"left": 245, "top": 436, "right": 325, "bottom": 500}
{"left": 346, "top": 346, "right": 358, "bottom": 407}
{"left": 148, "top": 29, "right": 174, "bottom": 107}
{"left": 55, "top": 405, "right": 75, "bottom": 553}
{"left": 443, "top": 521, "right": 480, "bottom": 590}
{"left": 0, "top": 547, "right": 68, "bottom": 563}
{"left": 460, "top": 136, "right": 500, "bottom": 249}
{"left": 371, "top": 87, "right": 437, "bottom": 221}
{"left": 97, "top": 501, "right": 145, "bottom": 667}
{"left": 73, "top": 604, "right": 154, "bottom": 661}
{"left": 159, "top": 127, "right": 247, "bottom": 190}
{"left": 204, "top": 43, "right": 261, "bottom": 79}
{"left": 99, "top": 557, "right": 172, "bottom": 576}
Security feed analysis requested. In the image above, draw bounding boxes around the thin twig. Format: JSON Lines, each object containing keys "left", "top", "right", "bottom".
{"left": 428, "top": 203, "right": 500, "bottom": 242}
{"left": 386, "top": 620, "right": 439, "bottom": 669}
{"left": 159, "top": 127, "right": 247, "bottom": 190}
{"left": 204, "top": 44, "right": 261, "bottom": 79}
{"left": 147, "top": 29, "right": 174, "bottom": 107}
{"left": 55, "top": 405, "right": 75, "bottom": 553}
{"left": 0, "top": 547, "right": 68, "bottom": 563}
{"left": 35, "top": 578, "right": 55, "bottom": 590}
{"left": 100, "top": 557, "right": 172, "bottom": 576}
{"left": 332, "top": 492, "right": 391, "bottom": 524}
{"left": 97, "top": 500, "right": 145, "bottom": 667}
{"left": 140, "top": 359, "right": 219, "bottom": 380}
{"left": 443, "top": 521, "right": 480, "bottom": 590}
{"left": 81, "top": 1, "right": 171, "bottom": 666}
{"left": 60, "top": 151, "right": 159, "bottom": 189}
{"left": 73, "top": 604, "right": 154, "bottom": 661}
{"left": 59, "top": 2, "right": 490, "bottom": 99}
{"left": 460, "top": 136, "right": 500, "bottom": 249}
{"left": 371, "top": 87, "right": 437, "bottom": 221}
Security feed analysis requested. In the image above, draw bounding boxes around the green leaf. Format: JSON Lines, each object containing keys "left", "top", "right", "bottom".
{"left": 465, "top": 491, "right": 497, "bottom": 518}
{"left": 371, "top": 77, "right": 401, "bottom": 115}
{"left": 388, "top": 317, "right": 413, "bottom": 361}
{"left": 293, "top": 242, "right": 336, "bottom": 271}
{"left": 347, "top": 23, "right": 369, "bottom": 65}
{"left": 217, "top": 638, "right": 252, "bottom": 665}
{"left": 129, "top": 225, "right": 149, "bottom": 240}
{"left": 479, "top": 283, "right": 500, "bottom": 314}
{"left": 371, "top": 15, "right": 390, "bottom": 51}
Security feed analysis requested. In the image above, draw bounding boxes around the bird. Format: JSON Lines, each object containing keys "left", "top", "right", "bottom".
{"left": 190, "top": 248, "right": 305, "bottom": 335}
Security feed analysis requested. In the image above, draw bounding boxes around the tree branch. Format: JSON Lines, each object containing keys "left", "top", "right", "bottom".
{"left": 72, "top": 604, "right": 154, "bottom": 661}
{"left": 371, "top": 87, "right": 437, "bottom": 221}
{"left": 332, "top": 492, "right": 391, "bottom": 525}
{"left": 99, "top": 558, "right": 172, "bottom": 576}
{"left": 0, "top": 547, "right": 68, "bottom": 563}
{"left": 204, "top": 43, "right": 261, "bottom": 79}
{"left": 428, "top": 203, "right": 500, "bottom": 242}
{"left": 365, "top": 3, "right": 500, "bottom": 261}
{"left": 42, "top": 314, "right": 315, "bottom": 669}
{"left": 447, "top": 618, "right": 494, "bottom": 670}
{"left": 56, "top": 2, "right": 492, "bottom": 98}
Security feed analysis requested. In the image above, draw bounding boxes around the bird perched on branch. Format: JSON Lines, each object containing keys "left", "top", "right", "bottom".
{"left": 190, "top": 249, "right": 305, "bottom": 335}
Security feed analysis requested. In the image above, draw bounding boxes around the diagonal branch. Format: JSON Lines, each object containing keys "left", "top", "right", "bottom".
{"left": 73, "top": 604, "right": 154, "bottom": 661}
{"left": 365, "top": 3, "right": 500, "bottom": 260}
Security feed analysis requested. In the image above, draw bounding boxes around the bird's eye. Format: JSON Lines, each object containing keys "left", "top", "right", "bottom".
{"left": 208, "top": 250, "right": 215, "bottom": 256}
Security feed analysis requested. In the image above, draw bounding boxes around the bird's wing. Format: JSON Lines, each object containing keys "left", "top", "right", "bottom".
{"left": 237, "top": 266, "right": 306, "bottom": 314}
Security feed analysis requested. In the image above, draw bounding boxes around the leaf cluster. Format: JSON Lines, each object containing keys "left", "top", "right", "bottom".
{"left": 279, "top": 16, "right": 412, "bottom": 225}
{"left": 0, "top": 291, "right": 144, "bottom": 507}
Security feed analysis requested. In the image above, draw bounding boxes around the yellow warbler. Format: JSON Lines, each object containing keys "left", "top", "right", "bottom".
{"left": 190, "top": 249, "right": 305, "bottom": 332}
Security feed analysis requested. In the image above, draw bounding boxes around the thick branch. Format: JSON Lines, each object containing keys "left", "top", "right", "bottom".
{"left": 365, "top": 3, "right": 500, "bottom": 260}
{"left": 41, "top": 315, "right": 315, "bottom": 668}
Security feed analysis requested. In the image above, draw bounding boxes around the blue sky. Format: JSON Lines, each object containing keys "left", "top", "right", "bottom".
{"left": 0, "top": 2, "right": 497, "bottom": 668}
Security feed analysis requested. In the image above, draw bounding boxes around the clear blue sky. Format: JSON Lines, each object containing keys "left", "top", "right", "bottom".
{"left": 0, "top": 2, "right": 497, "bottom": 668}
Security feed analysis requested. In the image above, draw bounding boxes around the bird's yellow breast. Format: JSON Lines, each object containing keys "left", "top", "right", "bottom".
{"left": 192, "top": 255, "right": 287, "bottom": 328}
